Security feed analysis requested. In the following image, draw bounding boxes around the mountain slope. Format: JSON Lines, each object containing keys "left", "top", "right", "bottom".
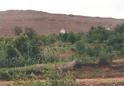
{"left": 0, "top": 10, "right": 124, "bottom": 36}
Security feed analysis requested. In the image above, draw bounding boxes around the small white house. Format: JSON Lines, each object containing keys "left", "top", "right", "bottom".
{"left": 106, "top": 27, "right": 111, "bottom": 31}
{"left": 60, "top": 28, "right": 66, "bottom": 34}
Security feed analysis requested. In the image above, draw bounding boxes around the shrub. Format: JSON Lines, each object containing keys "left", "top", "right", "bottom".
{"left": 87, "top": 26, "right": 110, "bottom": 43}
{"left": 75, "top": 40, "right": 86, "bottom": 54}
{"left": 45, "top": 69, "right": 77, "bottom": 86}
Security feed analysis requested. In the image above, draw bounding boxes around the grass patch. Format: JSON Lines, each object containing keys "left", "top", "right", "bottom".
{"left": 0, "top": 62, "right": 69, "bottom": 80}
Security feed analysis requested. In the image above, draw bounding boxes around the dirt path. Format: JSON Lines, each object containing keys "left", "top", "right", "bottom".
{"left": 1, "top": 77, "right": 124, "bottom": 86}
{"left": 0, "top": 81, "right": 9, "bottom": 86}
{"left": 77, "top": 77, "right": 124, "bottom": 83}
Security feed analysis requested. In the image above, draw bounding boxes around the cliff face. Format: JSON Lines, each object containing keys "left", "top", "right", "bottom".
{"left": 0, "top": 10, "right": 124, "bottom": 36}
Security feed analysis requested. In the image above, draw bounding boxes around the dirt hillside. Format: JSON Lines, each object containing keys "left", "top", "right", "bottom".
{"left": 0, "top": 10, "right": 124, "bottom": 36}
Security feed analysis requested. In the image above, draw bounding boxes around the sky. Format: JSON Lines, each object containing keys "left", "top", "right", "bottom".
{"left": 0, "top": 0, "right": 124, "bottom": 19}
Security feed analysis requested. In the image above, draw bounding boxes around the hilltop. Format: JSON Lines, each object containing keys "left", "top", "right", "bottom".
{"left": 0, "top": 10, "right": 124, "bottom": 36}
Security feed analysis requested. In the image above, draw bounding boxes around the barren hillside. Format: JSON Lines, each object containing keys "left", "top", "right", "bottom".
{"left": 0, "top": 10, "right": 124, "bottom": 36}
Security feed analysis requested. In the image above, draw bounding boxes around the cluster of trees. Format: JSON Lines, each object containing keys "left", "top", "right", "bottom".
{"left": 74, "top": 24, "right": 124, "bottom": 65}
{"left": 0, "top": 24, "right": 124, "bottom": 67}
{"left": 0, "top": 27, "right": 41, "bottom": 67}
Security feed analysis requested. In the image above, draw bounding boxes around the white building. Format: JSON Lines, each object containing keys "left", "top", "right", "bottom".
{"left": 106, "top": 27, "right": 111, "bottom": 30}
{"left": 60, "top": 28, "right": 66, "bottom": 34}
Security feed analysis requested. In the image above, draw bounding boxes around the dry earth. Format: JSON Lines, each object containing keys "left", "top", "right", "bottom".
{"left": 1, "top": 77, "right": 124, "bottom": 86}
{"left": 0, "top": 10, "right": 124, "bottom": 36}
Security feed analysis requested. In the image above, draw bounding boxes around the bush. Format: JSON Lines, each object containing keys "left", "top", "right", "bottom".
{"left": 97, "top": 46, "right": 113, "bottom": 65}
{"left": 0, "top": 64, "right": 46, "bottom": 80}
{"left": 59, "top": 32, "right": 80, "bottom": 43}
{"left": 45, "top": 69, "right": 77, "bottom": 86}
{"left": 75, "top": 40, "right": 86, "bottom": 54}
{"left": 87, "top": 26, "right": 110, "bottom": 43}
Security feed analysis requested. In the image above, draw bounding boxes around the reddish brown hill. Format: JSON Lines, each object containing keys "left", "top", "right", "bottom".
{"left": 0, "top": 10, "right": 124, "bottom": 36}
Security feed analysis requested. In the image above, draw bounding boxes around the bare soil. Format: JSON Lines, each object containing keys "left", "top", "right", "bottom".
{"left": 0, "top": 10, "right": 124, "bottom": 36}
{"left": 1, "top": 77, "right": 124, "bottom": 86}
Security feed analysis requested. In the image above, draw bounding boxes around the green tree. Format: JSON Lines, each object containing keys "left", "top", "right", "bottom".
{"left": 59, "top": 33, "right": 68, "bottom": 42}
{"left": 108, "top": 24, "right": 124, "bottom": 55}
{"left": 87, "top": 26, "right": 110, "bottom": 43}
{"left": 75, "top": 40, "right": 86, "bottom": 54}
{"left": 67, "top": 32, "right": 79, "bottom": 44}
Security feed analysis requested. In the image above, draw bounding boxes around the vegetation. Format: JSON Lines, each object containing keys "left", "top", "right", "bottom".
{"left": 0, "top": 24, "right": 124, "bottom": 67}
{"left": 0, "top": 24, "right": 124, "bottom": 85}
